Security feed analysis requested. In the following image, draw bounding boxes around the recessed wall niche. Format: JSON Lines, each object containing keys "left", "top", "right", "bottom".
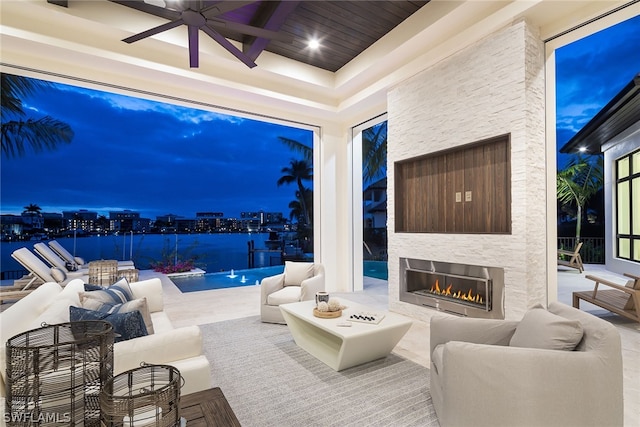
{"left": 394, "top": 134, "right": 511, "bottom": 234}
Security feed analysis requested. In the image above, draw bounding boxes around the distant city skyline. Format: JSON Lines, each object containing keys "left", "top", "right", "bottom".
{"left": 1, "top": 80, "right": 313, "bottom": 219}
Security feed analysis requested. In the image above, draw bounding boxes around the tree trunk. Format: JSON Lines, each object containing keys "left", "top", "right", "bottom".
{"left": 576, "top": 204, "right": 582, "bottom": 242}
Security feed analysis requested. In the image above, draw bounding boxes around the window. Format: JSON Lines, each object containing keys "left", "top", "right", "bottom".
{"left": 616, "top": 148, "right": 640, "bottom": 263}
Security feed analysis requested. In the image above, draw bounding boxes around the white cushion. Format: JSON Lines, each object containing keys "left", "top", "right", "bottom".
{"left": 59, "top": 279, "right": 85, "bottom": 305}
{"left": 50, "top": 267, "right": 67, "bottom": 283}
{"left": 267, "top": 286, "right": 302, "bottom": 305}
{"left": 510, "top": 305, "right": 584, "bottom": 351}
{"left": 28, "top": 298, "right": 74, "bottom": 330}
{"left": 283, "top": 261, "right": 314, "bottom": 286}
{"left": 150, "top": 312, "right": 174, "bottom": 334}
{"left": 130, "top": 279, "right": 164, "bottom": 313}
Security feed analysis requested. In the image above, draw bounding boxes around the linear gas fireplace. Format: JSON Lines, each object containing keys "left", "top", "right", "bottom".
{"left": 400, "top": 258, "right": 505, "bottom": 319}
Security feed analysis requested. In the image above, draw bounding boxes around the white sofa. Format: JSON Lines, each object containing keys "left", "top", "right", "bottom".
{"left": 0, "top": 278, "right": 212, "bottom": 398}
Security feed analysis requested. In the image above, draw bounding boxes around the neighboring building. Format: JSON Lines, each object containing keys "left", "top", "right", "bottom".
{"left": 560, "top": 74, "right": 640, "bottom": 277}
{"left": 20, "top": 211, "right": 43, "bottom": 230}
{"left": 41, "top": 212, "right": 64, "bottom": 234}
{"left": 63, "top": 209, "right": 97, "bottom": 233}
{"left": 0, "top": 214, "right": 24, "bottom": 240}
{"left": 363, "top": 178, "right": 387, "bottom": 229}
{"left": 195, "top": 212, "right": 224, "bottom": 232}
{"left": 109, "top": 210, "right": 151, "bottom": 232}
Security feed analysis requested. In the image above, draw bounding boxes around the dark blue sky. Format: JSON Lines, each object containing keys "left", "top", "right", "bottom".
{"left": 1, "top": 14, "right": 639, "bottom": 219}
{"left": 555, "top": 14, "right": 640, "bottom": 167}
{"left": 1, "top": 80, "right": 313, "bottom": 219}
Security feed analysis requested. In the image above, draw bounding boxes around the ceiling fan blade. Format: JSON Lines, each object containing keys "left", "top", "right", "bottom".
{"left": 201, "top": 25, "right": 257, "bottom": 68}
{"left": 188, "top": 25, "right": 199, "bottom": 68}
{"left": 207, "top": 19, "right": 293, "bottom": 42}
{"left": 123, "top": 19, "right": 184, "bottom": 43}
{"left": 200, "top": 1, "right": 257, "bottom": 17}
{"left": 110, "top": 0, "right": 181, "bottom": 21}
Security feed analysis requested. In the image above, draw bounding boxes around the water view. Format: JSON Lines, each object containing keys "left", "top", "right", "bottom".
{"left": 1, "top": 233, "right": 285, "bottom": 275}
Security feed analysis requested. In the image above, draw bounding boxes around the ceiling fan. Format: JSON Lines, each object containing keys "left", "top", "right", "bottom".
{"left": 111, "top": 0, "right": 295, "bottom": 68}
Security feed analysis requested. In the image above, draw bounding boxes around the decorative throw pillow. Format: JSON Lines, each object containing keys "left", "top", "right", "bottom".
{"left": 69, "top": 306, "right": 148, "bottom": 342}
{"left": 84, "top": 283, "right": 104, "bottom": 291}
{"left": 81, "top": 297, "right": 154, "bottom": 335}
{"left": 283, "top": 261, "right": 315, "bottom": 286}
{"left": 510, "top": 304, "right": 584, "bottom": 351}
{"left": 50, "top": 267, "right": 67, "bottom": 283}
{"left": 79, "top": 277, "right": 133, "bottom": 306}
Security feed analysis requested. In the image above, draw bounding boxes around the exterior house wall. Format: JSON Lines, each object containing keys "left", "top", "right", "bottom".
{"left": 387, "top": 20, "right": 546, "bottom": 321}
{"left": 602, "top": 121, "right": 640, "bottom": 277}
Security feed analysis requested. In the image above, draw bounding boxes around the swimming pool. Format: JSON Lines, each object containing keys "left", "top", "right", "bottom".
{"left": 170, "top": 261, "right": 388, "bottom": 292}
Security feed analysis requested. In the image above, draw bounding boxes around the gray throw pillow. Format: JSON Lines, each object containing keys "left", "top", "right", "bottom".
{"left": 81, "top": 297, "right": 155, "bottom": 335}
{"left": 70, "top": 306, "right": 148, "bottom": 342}
{"left": 510, "top": 304, "right": 584, "bottom": 351}
{"left": 79, "top": 277, "right": 133, "bottom": 305}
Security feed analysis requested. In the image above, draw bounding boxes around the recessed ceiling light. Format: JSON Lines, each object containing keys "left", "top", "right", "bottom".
{"left": 308, "top": 39, "right": 320, "bottom": 50}
{"left": 578, "top": 147, "right": 587, "bottom": 153}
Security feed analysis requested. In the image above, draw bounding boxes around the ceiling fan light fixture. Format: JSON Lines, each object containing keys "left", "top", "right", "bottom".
{"left": 308, "top": 39, "right": 320, "bottom": 50}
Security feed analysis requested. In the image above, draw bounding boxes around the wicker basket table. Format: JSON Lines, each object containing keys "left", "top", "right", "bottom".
{"left": 88, "top": 260, "right": 118, "bottom": 286}
{"left": 5, "top": 321, "right": 115, "bottom": 426}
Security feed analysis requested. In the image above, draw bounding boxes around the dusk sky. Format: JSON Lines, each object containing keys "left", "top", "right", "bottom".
{"left": 1, "top": 13, "right": 639, "bottom": 220}
{"left": 1, "top": 80, "right": 313, "bottom": 219}
{"left": 555, "top": 14, "right": 640, "bottom": 167}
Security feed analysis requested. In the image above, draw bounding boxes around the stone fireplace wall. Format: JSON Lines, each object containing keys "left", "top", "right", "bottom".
{"left": 387, "top": 20, "right": 546, "bottom": 321}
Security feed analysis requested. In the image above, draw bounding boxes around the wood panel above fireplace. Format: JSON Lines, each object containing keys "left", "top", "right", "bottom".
{"left": 394, "top": 134, "right": 511, "bottom": 234}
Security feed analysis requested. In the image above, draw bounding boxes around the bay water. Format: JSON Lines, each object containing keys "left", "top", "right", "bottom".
{"left": 1, "top": 233, "right": 273, "bottom": 274}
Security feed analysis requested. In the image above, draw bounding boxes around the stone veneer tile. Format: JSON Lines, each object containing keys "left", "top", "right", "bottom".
{"left": 388, "top": 20, "right": 546, "bottom": 322}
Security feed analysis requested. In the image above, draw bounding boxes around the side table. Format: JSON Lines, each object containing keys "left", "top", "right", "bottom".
{"left": 180, "top": 388, "right": 241, "bottom": 427}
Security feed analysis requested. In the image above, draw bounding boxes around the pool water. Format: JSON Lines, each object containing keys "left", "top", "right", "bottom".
{"left": 170, "top": 266, "right": 284, "bottom": 292}
{"left": 170, "top": 261, "right": 388, "bottom": 292}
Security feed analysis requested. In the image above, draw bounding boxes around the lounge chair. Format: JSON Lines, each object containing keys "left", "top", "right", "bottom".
{"left": 573, "top": 273, "right": 640, "bottom": 323}
{"left": 9, "top": 247, "right": 79, "bottom": 290}
{"left": 33, "top": 242, "right": 88, "bottom": 277}
{"left": 558, "top": 241, "right": 584, "bottom": 272}
{"left": 48, "top": 240, "right": 135, "bottom": 268}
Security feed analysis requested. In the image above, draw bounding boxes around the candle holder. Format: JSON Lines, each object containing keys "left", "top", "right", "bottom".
{"left": 100, "top": 364, "right": 182, "bottom": 427}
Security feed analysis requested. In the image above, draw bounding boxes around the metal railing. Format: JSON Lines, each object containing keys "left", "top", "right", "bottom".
{"left": 0, "top": 269, "right": 28, "bottom": 280}
{"left": 557, "top": 237, "right": 605, "bottom": 264}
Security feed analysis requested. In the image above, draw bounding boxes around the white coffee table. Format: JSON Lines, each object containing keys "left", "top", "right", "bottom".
{"left": 279, "top": 299, "right": 413, "bottom": 371}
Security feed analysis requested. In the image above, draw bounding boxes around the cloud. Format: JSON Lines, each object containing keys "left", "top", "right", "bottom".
{"left": 1, "top": 75, "right": 313, "bottom": 220}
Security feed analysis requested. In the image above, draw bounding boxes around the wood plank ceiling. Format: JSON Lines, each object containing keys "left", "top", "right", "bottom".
{"left": 50, "top": 1, "right": 430, "bottom": 72}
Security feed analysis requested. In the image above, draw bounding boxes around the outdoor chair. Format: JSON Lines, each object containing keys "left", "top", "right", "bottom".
{"left": 557, "top": 241, "right": 584, "bottom": 272}
{"left": 33, "top": 242, "right": 88, "bottom": 277}
{"left": 260, "top": 261, "right": 325, "bottom": 324}
{"left": 48, "top": 240, "right": 135, "bottom": 269}
{"left": 9, "top": 247, "right": 78, "bottom": 290}
{"left": 573, "top": 273, "right": 640, "bottom": 323}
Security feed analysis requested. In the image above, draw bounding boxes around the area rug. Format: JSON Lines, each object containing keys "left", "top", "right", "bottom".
{"left": 200, "top": 316, "right": 439, "bottom": 427}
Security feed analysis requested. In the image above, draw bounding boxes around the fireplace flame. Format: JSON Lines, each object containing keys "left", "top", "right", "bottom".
{"left": 429, "top": 279, "right": 483, "bottom": 304}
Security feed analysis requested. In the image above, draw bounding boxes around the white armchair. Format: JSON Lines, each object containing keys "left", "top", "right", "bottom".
{"left": 260, "top": 261, "right": 325, "bottom": 324}
{"left": 429, "top": 302, "right": 623, "bottom": 427}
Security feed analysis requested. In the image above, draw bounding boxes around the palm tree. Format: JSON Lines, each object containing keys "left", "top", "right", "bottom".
{"left": 277, "top": 159, "right": 313, "bottom": 226}
{"left": 557, "top": 155, "right": 604, "bottom": 241}
{"left": 22, "top": 203, "right": 42, "bottom": 214}
{"left": 362, "top": 121, "right": 387, "bottom": 183}
{"left": 1, "top": 73, "right": 74, "bottom": 158}
{"left": 278, "top": 136, "right": 312, "bottom": 162}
